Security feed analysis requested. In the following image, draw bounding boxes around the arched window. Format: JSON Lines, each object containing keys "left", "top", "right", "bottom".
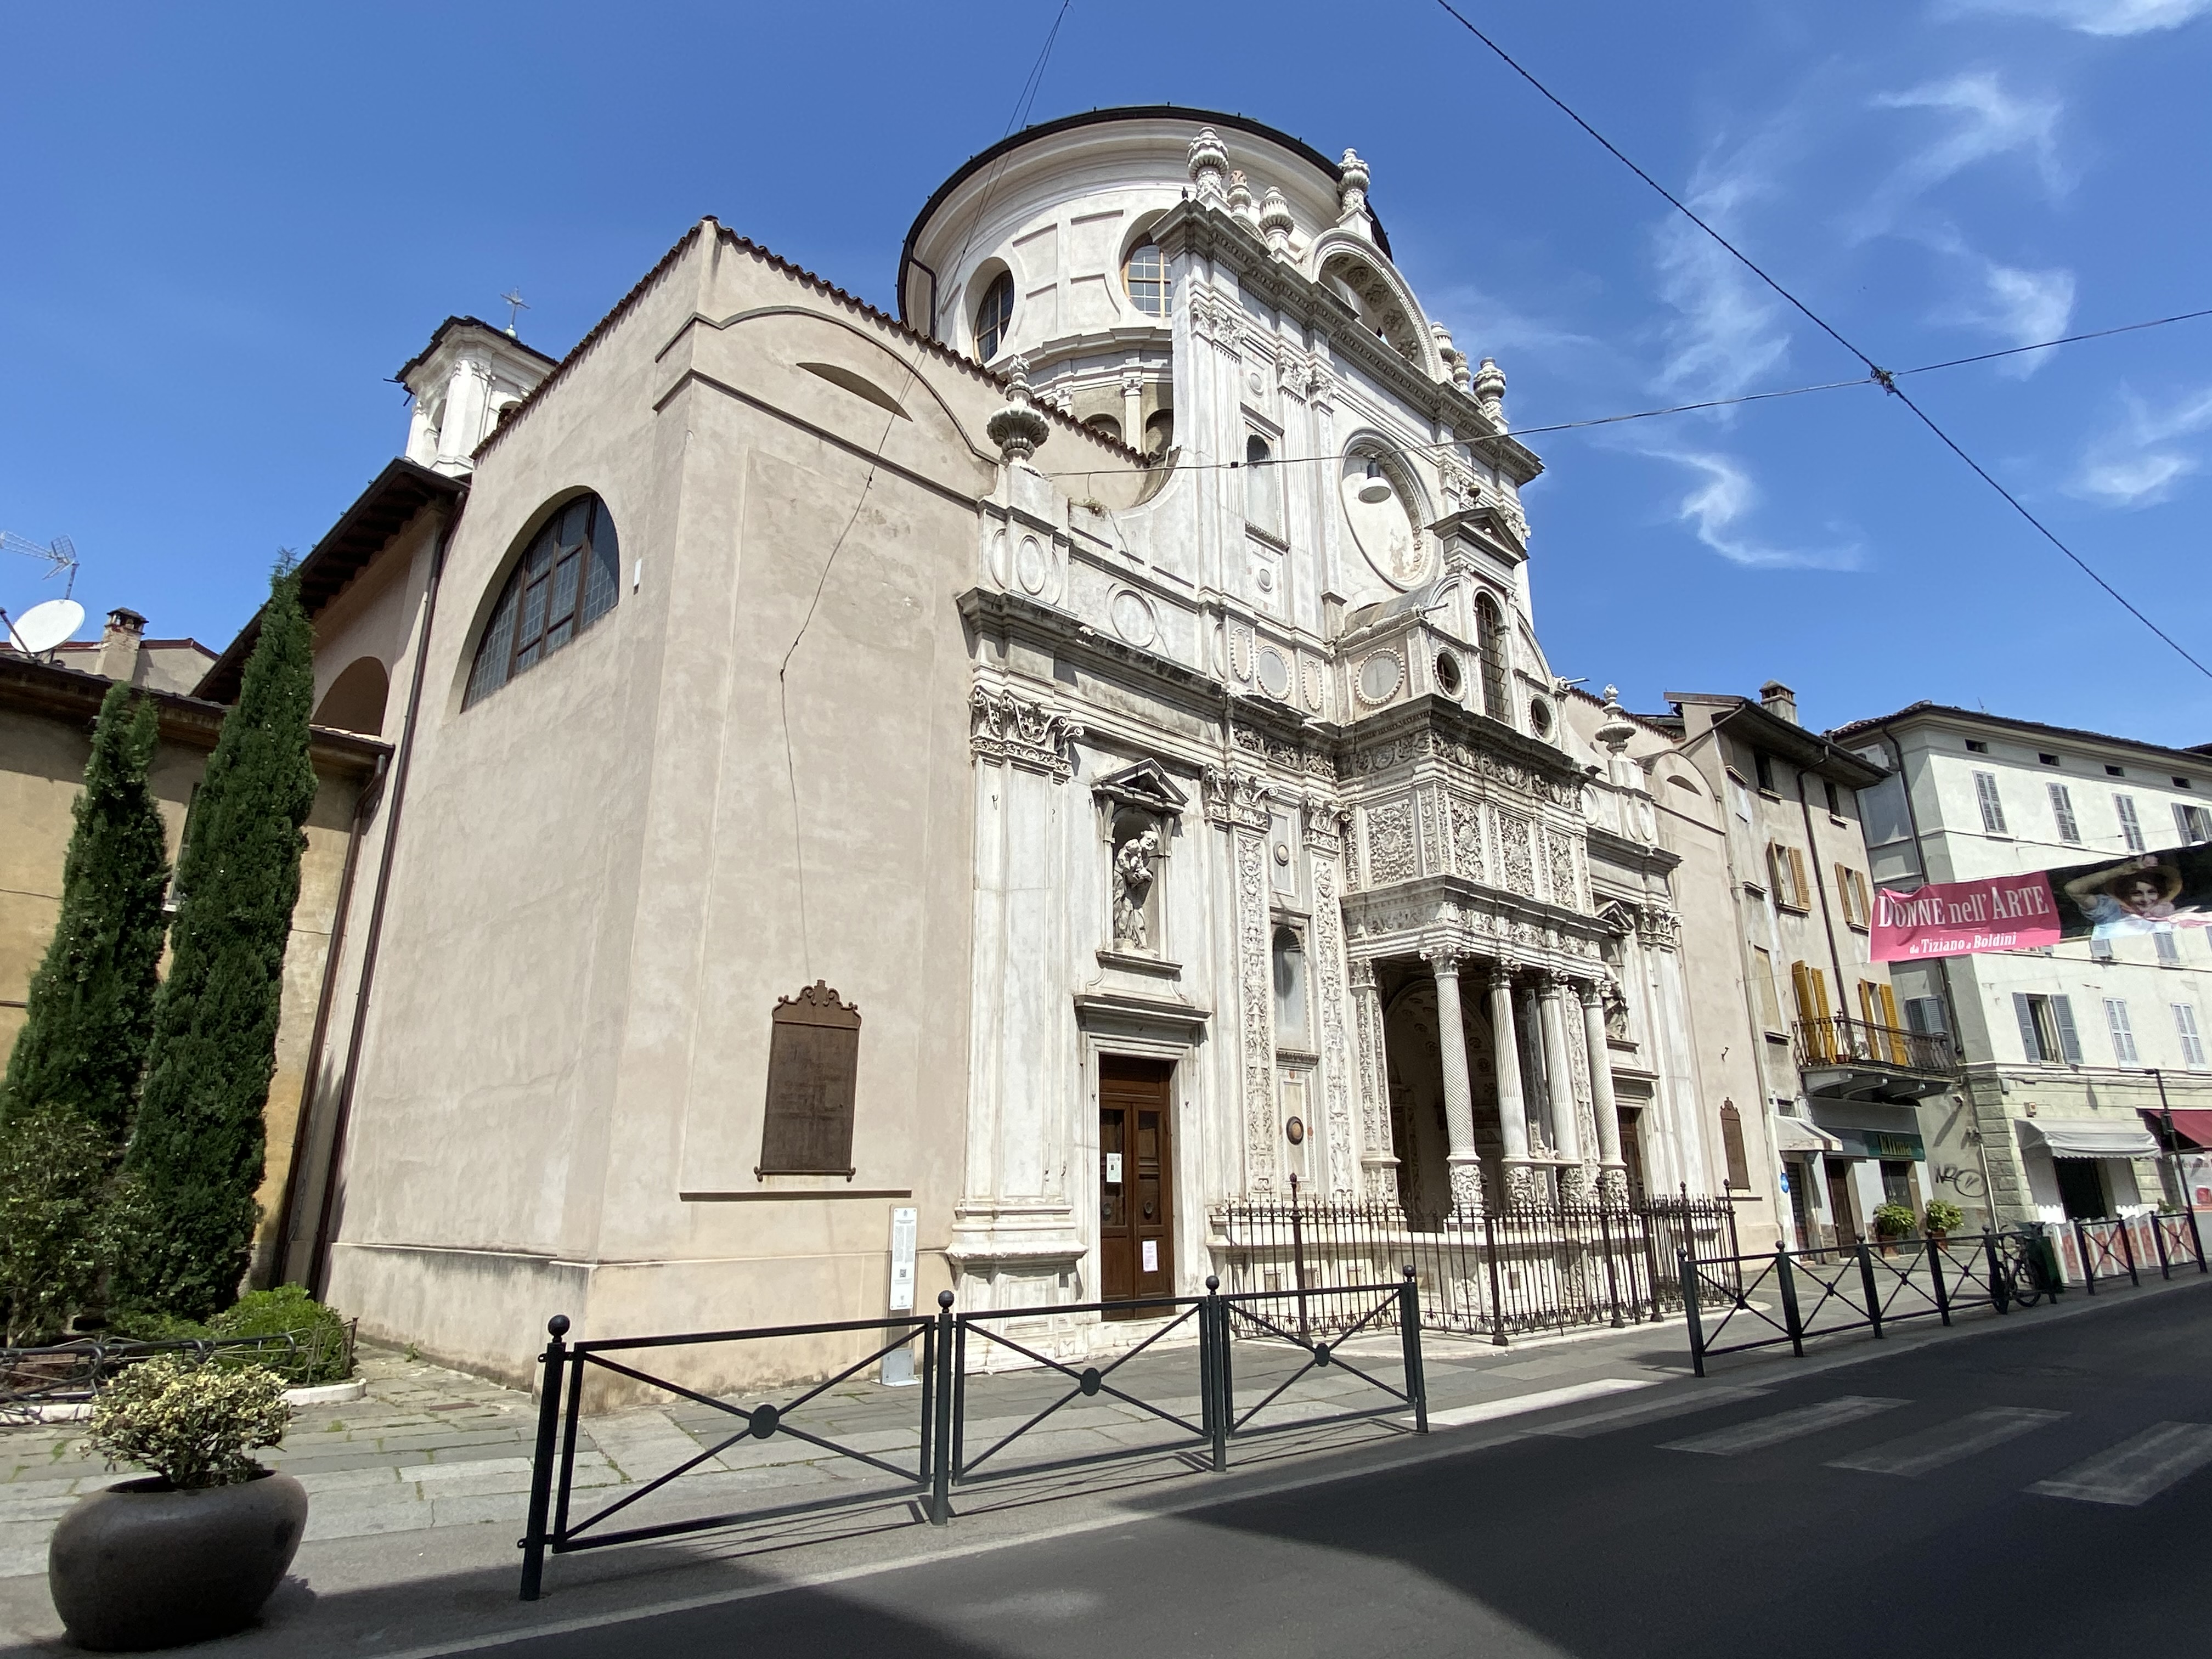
{"left": 1144, "top": 409, "right": 1175, "bottom": 457}
{"left": 1124, "top": 237, "right": 1167, "bottom": 317}
{"left": 1272, "top": 926, "right": 1308, "bottom": 1047}
{"left": 465, "top": 493, "right": 621, "bottom": 708}
{"left": 973, "top": 270, "right": 1014, "bottom": 360}
{"left": 1475, "top": 591, "right": 1509, "bottom": 720}
{"left": 1244, "top": 434, "right": 1282, "bottom": 537}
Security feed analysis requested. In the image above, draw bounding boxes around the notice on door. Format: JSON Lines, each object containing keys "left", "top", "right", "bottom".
{"left": 1105, "top": 1153, "right": 1123, "bottom": 1183}
{"left": 1141, "top": 1239, "right": 1159, "bottom": 1273}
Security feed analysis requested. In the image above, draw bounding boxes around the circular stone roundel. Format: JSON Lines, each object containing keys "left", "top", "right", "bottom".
{"left": 1016, "top": 535, "right": 1048, "bottom": 595}
{"left": 1255, "top": 646, "right": 1291, "bottom": 701}
{"left": 1357, "top": 650, "right": 1403, "bottom": 706}
{"left": 1110, "top": 588, "right": 1158, "bottom": 648}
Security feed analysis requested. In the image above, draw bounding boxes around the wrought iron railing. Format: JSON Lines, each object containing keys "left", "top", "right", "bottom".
{"left": 0, "top": 1323, "right": 357, "bottom": 1413}
{"left": 1211, "top": 1194, "right": 1740, "bottom": 1341}
{"left": 1791, "top": 1015, "right": 1956, "bottom": 1074}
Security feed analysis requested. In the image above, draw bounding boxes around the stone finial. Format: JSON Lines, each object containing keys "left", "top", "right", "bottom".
{"left": 1227, "top": 170, "right": 1256, "bottom": 226}
{"left": 1472, "top": 356, "right": 1506, "bottom": 425}
{"left": 1431, "top": 323, "right": 1468, "bottom": 387}
{"left": 1336, "top": 149, "right": 1371, "bottom": 226}
{"left": 1187, "top": 127, "right": 1229, "bottom": 206}
{"left": 1259, "top": 187, "right": 1294, "bottom": 257}
{"left": 1596, "top": 685, "right": 1635, "bottom": 756}
{"left": 986, "top": 358, "right": 1051, "bottom": 464}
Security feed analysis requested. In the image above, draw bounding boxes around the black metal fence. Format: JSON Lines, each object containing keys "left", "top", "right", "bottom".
{"left": 1681, "top": 1215, "right": 2207, "bottom": 1374}
{"left": 0, "top": 1322, "right": 358, "bottom": 1413}
{"left": 1211, "top": 1195, "right": 1740, "bottom": 1342}
{"left": 520, "top": 1274, "right": 1429, "bottom": 1600}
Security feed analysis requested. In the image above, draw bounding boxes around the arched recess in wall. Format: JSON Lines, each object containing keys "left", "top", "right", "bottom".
{"left": 313, "top": 656, "right": 390, "bottom": 735}
{"left": 1310, "top": 235, "right": 1444, "bottom": 378}
{"left": 452, "top": 488, "right": 622, "bottom": 713}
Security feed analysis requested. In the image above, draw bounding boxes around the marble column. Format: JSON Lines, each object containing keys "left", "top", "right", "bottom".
{"left": 1426, "top": 949, "right": 1485, "bottom": 1217}
{"left": 1487, "top": 964, "right": 1537, "bottom": 1208}
{"left": 1348, "top": 960, "right": 1399, "bottom": 1204}
{"left": 1580, "top": 980, "right": 1629, "bottom": 1204}
{"left": 1539, "top": 974, "right": 1589, "bottom": 1201}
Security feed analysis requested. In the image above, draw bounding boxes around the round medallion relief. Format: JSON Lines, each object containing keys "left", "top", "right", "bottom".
{"left": 1015, "top": 536, "right": 1048, "bottom": 595}
{"left": 1255, "top": 646, "right": 1291, "bottom": 701}
{"left": 1356, "top": 650, "right": 1403, "bottom": 706}
{"left": 1109, "top": 588, "right": 1158, "bottom": 648}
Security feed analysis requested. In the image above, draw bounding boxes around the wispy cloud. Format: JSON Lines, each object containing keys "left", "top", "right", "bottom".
{"left": 1939, "top": 0, "right": 2212, "bottom": 35}
{"left": 2070, "top": 385, "right": 2212, "bottom": 506}
{"left": 1918, "top": 229, "right": 2076, "bottom": 374}
{"left": 1650, "top": 450, "right": 1864, "bottom": 569}
{"left": 1858, "top": 71, "right": 2064, "bottom": 234}
{"left": 1651, "top": 157, "right": 1793, "bottom": 403}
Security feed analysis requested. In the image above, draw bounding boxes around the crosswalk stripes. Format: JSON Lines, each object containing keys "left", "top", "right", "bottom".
{"left": 1660, "top": 1396, "right": 1908, "bottom": 1456}
{"left": 2028, "top": 1424, "right": 2212, "bottom": 1507}
{"left": 1825, "top": 1407, "right": 2067, "bottom": 1477}
{"left": 1531, "top": 1384, "right": 1774, "bottom": 1439}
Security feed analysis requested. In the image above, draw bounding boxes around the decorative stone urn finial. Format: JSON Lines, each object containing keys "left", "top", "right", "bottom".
{"left": 1187, "top": 127, "right": 1229, "bottom": 206}
{"left": 986, "top": 357, "right": 1050, "bottom": 464}
{"left": 1596, "top": 685, "right": 1635, "bottom": 754}
{"left": 1227, "top": 170, "right": 1256, "bottom": 225}
{"left": 1431, "top": 322, "right": 1468, "bottom": 387}
{"left": 1337, "top": 149, "right": 1371, "bottom": 227}
{"left": 1259, "top": 187, "right": 1294, "bottom": 257}
{"left": 1472, "top": 356, "right": 1506, "bottom": 425}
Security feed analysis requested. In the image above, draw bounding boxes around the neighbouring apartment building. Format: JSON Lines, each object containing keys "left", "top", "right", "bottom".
{"left": 1649, "top": 685, "right": 1958, "bottom": 1251}
{"left": 1833, "top": 703, "right": 2212, "bottom": 1228}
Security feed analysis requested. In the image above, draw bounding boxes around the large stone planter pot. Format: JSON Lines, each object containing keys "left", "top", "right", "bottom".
{"left": 48, "top": 1469, "right": 307, "bottom": 1651}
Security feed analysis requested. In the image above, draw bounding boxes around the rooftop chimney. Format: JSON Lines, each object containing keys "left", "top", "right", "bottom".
{"left": 1758, "top": 680, "right": 1798, "bottom": 725}
{"left": 96, "top": 608, "right": 146, "bottom": 684}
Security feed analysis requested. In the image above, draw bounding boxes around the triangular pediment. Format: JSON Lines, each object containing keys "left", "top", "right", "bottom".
{"left": 1092, "top": 758, "right": 1189, "bottom": 815}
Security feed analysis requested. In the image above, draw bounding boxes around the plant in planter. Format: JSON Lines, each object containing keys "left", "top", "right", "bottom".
{"left": 1871, "top": 1203, "right": 1917, "bottom": 1245}
{"left": 1923, "top": 1199, "right": 1966, "bottom": 1239}
{"left": 49, "top": 1357, "right": 304, "bottom": 1651}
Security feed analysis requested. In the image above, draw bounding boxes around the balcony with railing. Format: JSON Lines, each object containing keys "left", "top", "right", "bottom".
{"left": 1792, "top": 1015, "right": 1957, "bottom": 1102}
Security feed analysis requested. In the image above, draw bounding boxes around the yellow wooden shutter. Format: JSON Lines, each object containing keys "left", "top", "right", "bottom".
{"left": 1788, "top": 847, "right": 1811, "bottom": 911}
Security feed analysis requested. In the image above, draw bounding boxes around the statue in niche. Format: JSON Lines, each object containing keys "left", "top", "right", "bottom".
{"left": 1113, "top": 828, "right": 1161, "bottom": 950}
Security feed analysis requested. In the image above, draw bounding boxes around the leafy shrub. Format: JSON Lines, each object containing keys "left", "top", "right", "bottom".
{"left": 0, "top": 1105, "right": 120, "bottom": 1345}
{"left": 208, "top": 1286, "right": 352, "bottom": 1385}
{"left": 86, "top": 1356, "right": 290, "bottom": 1488}
{"left": 1923, "top": 1199, "right": 1966, "bottom": 1234}
{"left": 1871, "top": 1202, "right": 1916, "bottom": 1239}
{"left": 99, "top": 1307, "right": 212, "bottom": 1343}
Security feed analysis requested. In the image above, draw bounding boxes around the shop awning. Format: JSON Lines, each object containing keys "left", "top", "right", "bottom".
{"left": 1773, "top": 1115, "right": 1844, "bottom": 1154}
{"left": 2020, "top": 1119, "right": 2160, "bottom": 1159}
{"left": 2143, "top": 1108, "right": 2212, "bottom": 1150}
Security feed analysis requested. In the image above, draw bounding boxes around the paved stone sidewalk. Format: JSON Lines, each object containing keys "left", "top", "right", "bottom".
{"left": 0, "top": 1317, "right": 1693, "bottom": 1578}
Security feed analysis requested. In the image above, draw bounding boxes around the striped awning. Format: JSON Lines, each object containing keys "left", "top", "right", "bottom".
{"left": 2020, "top": 1119, "right": 2160, "bottom": 1159}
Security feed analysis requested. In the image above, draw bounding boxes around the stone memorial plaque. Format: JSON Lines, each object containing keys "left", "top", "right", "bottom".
{"left": 757, "top": 981, "right": 861, "bottom": 1177}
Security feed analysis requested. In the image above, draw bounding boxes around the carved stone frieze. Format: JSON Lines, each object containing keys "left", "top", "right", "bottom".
{"left": 1502, "top": 1163, "right": 1542, "bottom": 1210}
{"left": 1598, "top": 1166, "right": 1630, "bottom": 1204}
{"left": 1542, "top": 830, "right": 1582, "bottom": 912}
{"left": 1364, "top": 799, "right": 1418, "bottom": 887}
{"left": 1446, "top": 792, "right": 1485, "bottom": 882}
{"left": 970, "top": 685, "right": 1084, "bottom": 781}
{"left": 1202, "top": 765, "right": 1272, "bottom": 830}
{"left": 1300, "top": 794, "right": 1351, "bottom": 857}
{"left": 1234, "top": 829, "right": 1277, "bottom": 1193}
{"left": 1312, "top": 863, "right": 1354, "bottom": 1195}
{"left": 1636, "top": 906, "right": 1681, "bottom": 950}
{"left": 1493, "top": 809, "right": 1534, "bottom": 896}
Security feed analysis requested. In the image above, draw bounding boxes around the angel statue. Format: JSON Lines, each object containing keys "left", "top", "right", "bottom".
{"left": 1113, "top": 828, "right": 1161, "bottom": 950}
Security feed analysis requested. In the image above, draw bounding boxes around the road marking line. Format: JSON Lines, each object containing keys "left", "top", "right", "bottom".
{"left": 1418, "top": 1378, "right": 1659, "bottom": 1429}
{"left": 1533, "top": 1384, "right": 1774, "bottom": 1438}
{"left": 1826, "top": 1407, "right": 2067, "bottom": 1477}
{"left": 1661, "top": 1396, "right": 1908, "bottom": 1456}
{"left": 2029, "top": 1423, "right": 2212, "bottom": 1506}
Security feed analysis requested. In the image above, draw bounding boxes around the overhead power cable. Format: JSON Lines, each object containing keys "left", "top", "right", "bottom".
{"left": 1429, "top": 0, "right": 2211, "bottom": 682}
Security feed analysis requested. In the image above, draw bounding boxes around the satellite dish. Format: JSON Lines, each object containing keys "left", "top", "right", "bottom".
{"left": 7, "top": 598, "right": 86, "bottom": 654}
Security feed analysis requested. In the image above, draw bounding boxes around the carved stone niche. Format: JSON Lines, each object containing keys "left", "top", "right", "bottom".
{"left": 1094, "top": 759, "right": 1188, "bottom": 970}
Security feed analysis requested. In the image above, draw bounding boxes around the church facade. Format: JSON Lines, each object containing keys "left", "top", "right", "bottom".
{"left": 250, "top": 109, "right": 1782, "bottom": 1388}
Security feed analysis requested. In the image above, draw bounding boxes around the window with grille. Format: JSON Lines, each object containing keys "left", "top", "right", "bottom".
{"left": 2049, "top": 783, "right": 2080, "bottom": 843}
{"left": 2116, "top": 794, "right": 2146, "bottom": 851}
{"left": 1124, "top": 237, "right": 1167, "bottom": 317}
{"left": 1836, "top": 865, "right": 1872, "bottom": 929}
{"left": 2104, "top": 997, "right": 2140, "bottom": 1064}
{"left": 1974, "top": 770, "right": 2007, "bottom": 834}
{"left": 973, "top": 270, "right": 1015, "bottom": 360}
{"left": 2176, "top": 803, "right": 2212, "bottom": 844}
{"left": 1474, "top": 591, "right": 1509, "bottom": 719}
{"left": 464, "top": 494, "right": 622, "bottom": 708}
{"left": 2175, "top": 1003, "right": 2206, "bottom": 1069}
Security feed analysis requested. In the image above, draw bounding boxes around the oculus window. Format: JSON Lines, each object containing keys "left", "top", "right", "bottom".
{"left": 465, "top": 494, "right": 620, "bottom": 708}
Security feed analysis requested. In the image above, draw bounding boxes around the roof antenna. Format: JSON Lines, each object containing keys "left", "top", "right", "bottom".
{"left": 500, "top": 288, "right": 530, "bottom": 338}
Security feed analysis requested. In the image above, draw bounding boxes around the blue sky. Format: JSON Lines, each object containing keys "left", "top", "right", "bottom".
{"left": 4, "top": 2, "right": 2209, "bottom": 741}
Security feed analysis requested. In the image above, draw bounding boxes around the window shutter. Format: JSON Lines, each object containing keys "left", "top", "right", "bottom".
{"left": 1875, "top": 982, "right": 1900, "bottom": 1026}
{"left": 2116, "top": 794, "right": 2145, "bottom": 851}
{"left": 2051, "top": 995, "right": 2083, "bottom": 1064}
{"left": 1904, "top": 995, "right": 1949, "bottom": 1036}
{"left": 1788, "top": 847, "right": 1810, "bottom": 910}
{"left": 2104, "top": 998, "right": 2138, "bottom": 1064}
{"left": 1719, "top": 1101, "right": 1751, "bottom": 1191}
{"left": 1975, "top": 771, "right": 2007, "bottom": 834}
{"left": 2175, "top": 1004, "right": 2205, "bottom": 1068}
{"left": 2049, "top": 785, "right": 2080, "bottom": 844}
{"left": 1767, "top": 842, "right": 1788, "bottom": 902}
{"left": 2014, "top": 993, "right": 2042, "bottom": 1062}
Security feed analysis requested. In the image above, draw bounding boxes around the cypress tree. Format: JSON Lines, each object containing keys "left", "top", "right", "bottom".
{"left": 119, "top": 568, "right": 317, "bottom": 1320}
{"left": 0, "top": 683, "right": 171, "bottom": 1144}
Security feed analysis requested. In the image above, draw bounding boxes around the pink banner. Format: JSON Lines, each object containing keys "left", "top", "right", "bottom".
{"left": 1872, "top": 873, "right": 2062, "bottom": 962}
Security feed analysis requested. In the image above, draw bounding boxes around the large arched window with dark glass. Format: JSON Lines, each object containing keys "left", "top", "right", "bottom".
{"left": 464, "top": 494, "right": 620, "bottom": 708}
{"left": 973, "top": 270, "right": 1014, "bottom": 360}
{"left": 1474, "top": 590, "right": 1510, "bottom": 721}
{"left": 1124, "top": 236, "right": 1167, "bottom": 317}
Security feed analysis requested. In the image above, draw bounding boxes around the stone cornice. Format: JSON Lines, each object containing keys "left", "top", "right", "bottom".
{"left": 1343, "top": 693, "right": 1583, "bottom": 791}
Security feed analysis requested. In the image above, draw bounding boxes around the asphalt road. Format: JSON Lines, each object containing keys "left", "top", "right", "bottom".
{"left": 476, "top": 1284, "right": 2212, "bottom": 1659}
